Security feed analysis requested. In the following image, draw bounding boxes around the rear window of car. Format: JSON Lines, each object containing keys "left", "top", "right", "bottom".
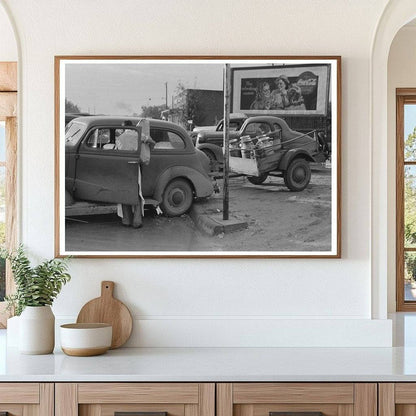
{"left": 244, "top": 122, "right": 271, "bottom": 135}
{"left": 150, "top": 128, "right": 185, "bottom": 150}
{"left": 65, "top": 121, "right": 87, "bottom": 146}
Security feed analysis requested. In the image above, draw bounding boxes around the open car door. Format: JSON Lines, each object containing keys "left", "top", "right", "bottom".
{"left": 74, "top": 125, "right": 142, "bottom": 205}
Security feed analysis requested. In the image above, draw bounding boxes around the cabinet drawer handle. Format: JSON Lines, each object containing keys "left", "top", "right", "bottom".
{"left": 115, "top": 412, "right": 167, "bottom": 416}
{"left": 270, "top": 413, "right": 324, "bottom": 416}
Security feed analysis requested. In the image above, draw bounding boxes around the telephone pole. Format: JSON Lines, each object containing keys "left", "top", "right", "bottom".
{"left": 223, "top": 64, "right": 231, "bottom": 220}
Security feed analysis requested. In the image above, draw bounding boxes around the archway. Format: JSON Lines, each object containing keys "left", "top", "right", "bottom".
{"left": 371, "top": 0, "right": 416, "bottom": 320}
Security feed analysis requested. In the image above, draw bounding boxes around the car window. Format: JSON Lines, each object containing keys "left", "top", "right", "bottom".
{"left": 217, "top": 121, "right": 240, "bottom": 132}
{"left": 86, "top": 128, "right": 111, "bottom": 149}
{"left": 243, "top": 122, "right": 271, "bottom": 135}
{"left": 229, "top": 121, "right": 241, "bottom": 131}
{"left": 85, "top": 128, "right": 139, "bottom": 151}
{"left": 65, "top": 121, "right": 87, "bottom": 145}
{"left": 150, "top": 128, "right": 185, "bottom": 150}
{"left": 115, "top": 128, "right": 139, "bottom": 151}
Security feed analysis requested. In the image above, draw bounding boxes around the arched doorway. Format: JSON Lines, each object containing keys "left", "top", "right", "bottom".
{"left": 371, "top": 0, "right": 416, "bottom": 319}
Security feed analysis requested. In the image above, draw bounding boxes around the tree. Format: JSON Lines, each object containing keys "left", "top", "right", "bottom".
{"left": 405, "top": 127, "right": 416, "bottom": 243}
{"left": 406, "top": 126, "right": 416, "bottom": 161}
{"left": 404, "top": 127, "right": 416, "bottom": 280}
{"left": 174, "top": 82, "right": 202, "bottom": 126}
{"left": 140, "top": 104, "right": 166, "bottom": 119}
{"left": 65, "top": 98, "right": 81, "bottom": 113}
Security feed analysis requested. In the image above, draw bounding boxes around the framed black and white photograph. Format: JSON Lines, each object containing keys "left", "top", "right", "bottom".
{"left": 55, "top": 56, "right": 341, "bottom": 258}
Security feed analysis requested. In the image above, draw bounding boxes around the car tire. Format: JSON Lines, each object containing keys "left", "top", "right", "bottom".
{"left": 247, "top": 173, "right": 268, "bottom": 185}
{"left": 160, "top": 179, "right": 194, "bottom": 217}
{"left": 201, "top": 149, "right": 217, "bottom": 172}
{"left": 283, "top": 158, "right": 311, "bottom": 191}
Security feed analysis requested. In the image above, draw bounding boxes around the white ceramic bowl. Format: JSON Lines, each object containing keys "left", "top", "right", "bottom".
{"left": 60, "top": 323, "right": 112, "bottom": 356}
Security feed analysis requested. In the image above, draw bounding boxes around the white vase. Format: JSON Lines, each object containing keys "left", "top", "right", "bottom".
{"left": 19, "top": 306, "right": 55, "bottom": 354}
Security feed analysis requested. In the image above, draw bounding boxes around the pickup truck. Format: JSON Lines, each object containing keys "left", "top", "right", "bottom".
{"left": 196, "top": 116, "right": 329, "bottom": 168}
{"left": 196, "top": 115, "right": 329, "bottom": 191}
{"left": 65, "top": 116, "right": 214, "bottom": 217}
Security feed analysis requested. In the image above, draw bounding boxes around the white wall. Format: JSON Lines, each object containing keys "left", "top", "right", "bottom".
{"left": 0, "top": 0, "right": 394, "bottom": 346}
{"left": 0, "top": 4, "right": 17, "bottom": 61}
{"left": 387, "top": 25, "right": 416, "bottom": 312}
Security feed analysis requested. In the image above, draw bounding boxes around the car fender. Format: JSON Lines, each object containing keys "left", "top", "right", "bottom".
{"left": 278, "top": 149, "right": 315, "bottom": 171}
{"left": 153, "top": 166, "right": 214, "bottom": 202}
{"left": 196, "top": 143, "right": 224, "bottom": 162}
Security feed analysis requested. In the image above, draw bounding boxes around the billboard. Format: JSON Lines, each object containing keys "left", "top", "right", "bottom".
{"left": 232, "top": 64, "right": 330, "bottom": 116}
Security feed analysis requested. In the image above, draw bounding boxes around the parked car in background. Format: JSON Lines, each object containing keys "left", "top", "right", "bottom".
{"left": 195, "top": 115, "right": 329, "bottom": 172}
{"left": 65, "top": 116, "right": 214, "bottom": 217}
{"left": 190, "top": 113, "right": 247, "bottom": 143}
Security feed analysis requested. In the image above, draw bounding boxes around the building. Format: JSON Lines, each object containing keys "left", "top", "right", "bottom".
{"left": 162, "top": 88, "right": 223, "bottom": 130}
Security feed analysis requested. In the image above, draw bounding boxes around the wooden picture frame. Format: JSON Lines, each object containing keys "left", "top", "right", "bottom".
{"left": 396, "top": 88, "right": 416, "bottom": 311}
{"left": 55, "top": 56, "right": 341, "bottom": 258}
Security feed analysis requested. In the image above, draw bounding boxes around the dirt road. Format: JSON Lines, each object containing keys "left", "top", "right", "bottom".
{"left": 65, "top": 165, "right": 332, "bottom": 253}
{"left": 191, "top": 165, "right": 332, "bottom": 252}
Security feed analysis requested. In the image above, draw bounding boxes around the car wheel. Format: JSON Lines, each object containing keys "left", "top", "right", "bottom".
{"left": 201, "top": 149, "right": 217, "bottom": 172}
{"left": 247, "top": 173, "right": 268, "bottom": 185}
{"left": 283, "top": 158, "right": 311, "bottom": 191}
{"left": 160, "top": 179, "right": 193, "bottom": 217}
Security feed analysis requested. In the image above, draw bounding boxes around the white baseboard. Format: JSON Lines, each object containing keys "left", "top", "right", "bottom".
{"left": 56, "top": 317, "right": 392, "bottom": 347}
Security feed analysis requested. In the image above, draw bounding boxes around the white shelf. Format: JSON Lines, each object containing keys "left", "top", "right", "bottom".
{"left": 0, "top": 330, "right": 415, "bottom": 382}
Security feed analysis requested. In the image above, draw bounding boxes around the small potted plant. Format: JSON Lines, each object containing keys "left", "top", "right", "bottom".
{"left": 3, "top": 246, "right": 71, "bottom": 354}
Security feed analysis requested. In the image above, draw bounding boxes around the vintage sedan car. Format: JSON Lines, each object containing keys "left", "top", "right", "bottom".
{"left": 65, "top": 116, "right": 214, "bottom": 217}
{"left": 190, "top": 113, "right": 248, "bottom": 143}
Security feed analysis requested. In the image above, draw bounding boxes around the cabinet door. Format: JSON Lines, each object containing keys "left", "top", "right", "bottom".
{"left": 217, "top": 383, "right": 377, "bottom": 416}
{"left": 56, "top": 383, "right": 215, "bottom": 416}
{"left": 379, "top": 383, "right": 416, "bottom": 416}
{"left": 0, "top": 383, "right": 53, "bottom": 416}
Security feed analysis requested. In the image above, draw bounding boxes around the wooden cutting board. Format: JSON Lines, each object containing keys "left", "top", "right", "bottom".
{"left": 76, "top": 281, "right": 133, "bottom": 349}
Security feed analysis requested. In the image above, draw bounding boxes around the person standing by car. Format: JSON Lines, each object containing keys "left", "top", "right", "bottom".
{"left": 120, "top": 119, "right": 155, "bottom": 229}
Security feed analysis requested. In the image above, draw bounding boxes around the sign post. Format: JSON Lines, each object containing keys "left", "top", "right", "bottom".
{"left": 223, "top": 64, "right": 231, "bottom": 220}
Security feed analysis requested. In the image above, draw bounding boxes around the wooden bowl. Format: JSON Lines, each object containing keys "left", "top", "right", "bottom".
{"left": 60, "top": 323, "right": 112, "bottom": 356}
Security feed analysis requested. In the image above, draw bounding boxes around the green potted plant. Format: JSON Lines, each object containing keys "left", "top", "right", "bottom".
{"left": 3, "top": 245, "right": 71, "bottom": 354}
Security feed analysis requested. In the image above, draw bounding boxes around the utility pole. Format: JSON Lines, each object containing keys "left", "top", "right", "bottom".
{"left": 223, "top": 64, "right": 231, "bottom": 221}
{"left": 165, "top": 82, "right": 168, "bottom": 108}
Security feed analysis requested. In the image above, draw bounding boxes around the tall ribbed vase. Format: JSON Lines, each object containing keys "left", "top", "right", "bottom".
{"left": 19, "top": 306, "right": 55, "bottom": 354}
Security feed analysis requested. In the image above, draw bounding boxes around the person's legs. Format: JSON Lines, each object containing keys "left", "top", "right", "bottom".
{"left": 132, "top": 204, "right": 143, "bottom": 228}
{"left": 121, "top": 204, "right": 133, "bottom": 226}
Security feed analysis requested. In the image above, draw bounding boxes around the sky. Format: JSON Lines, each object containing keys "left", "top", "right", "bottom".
{"left": 405, "top": 104, "right": 416, "bottom": 138}
{"left": 65, "top": 62, "right": 224, "bottom": 116}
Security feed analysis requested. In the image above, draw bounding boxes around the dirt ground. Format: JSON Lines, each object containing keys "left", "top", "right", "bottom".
{"left": 65, "top": 164, "right": 332, "bottom": 253}
{"left": 192, "top": 165, "right": 332, "bottom": 252}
